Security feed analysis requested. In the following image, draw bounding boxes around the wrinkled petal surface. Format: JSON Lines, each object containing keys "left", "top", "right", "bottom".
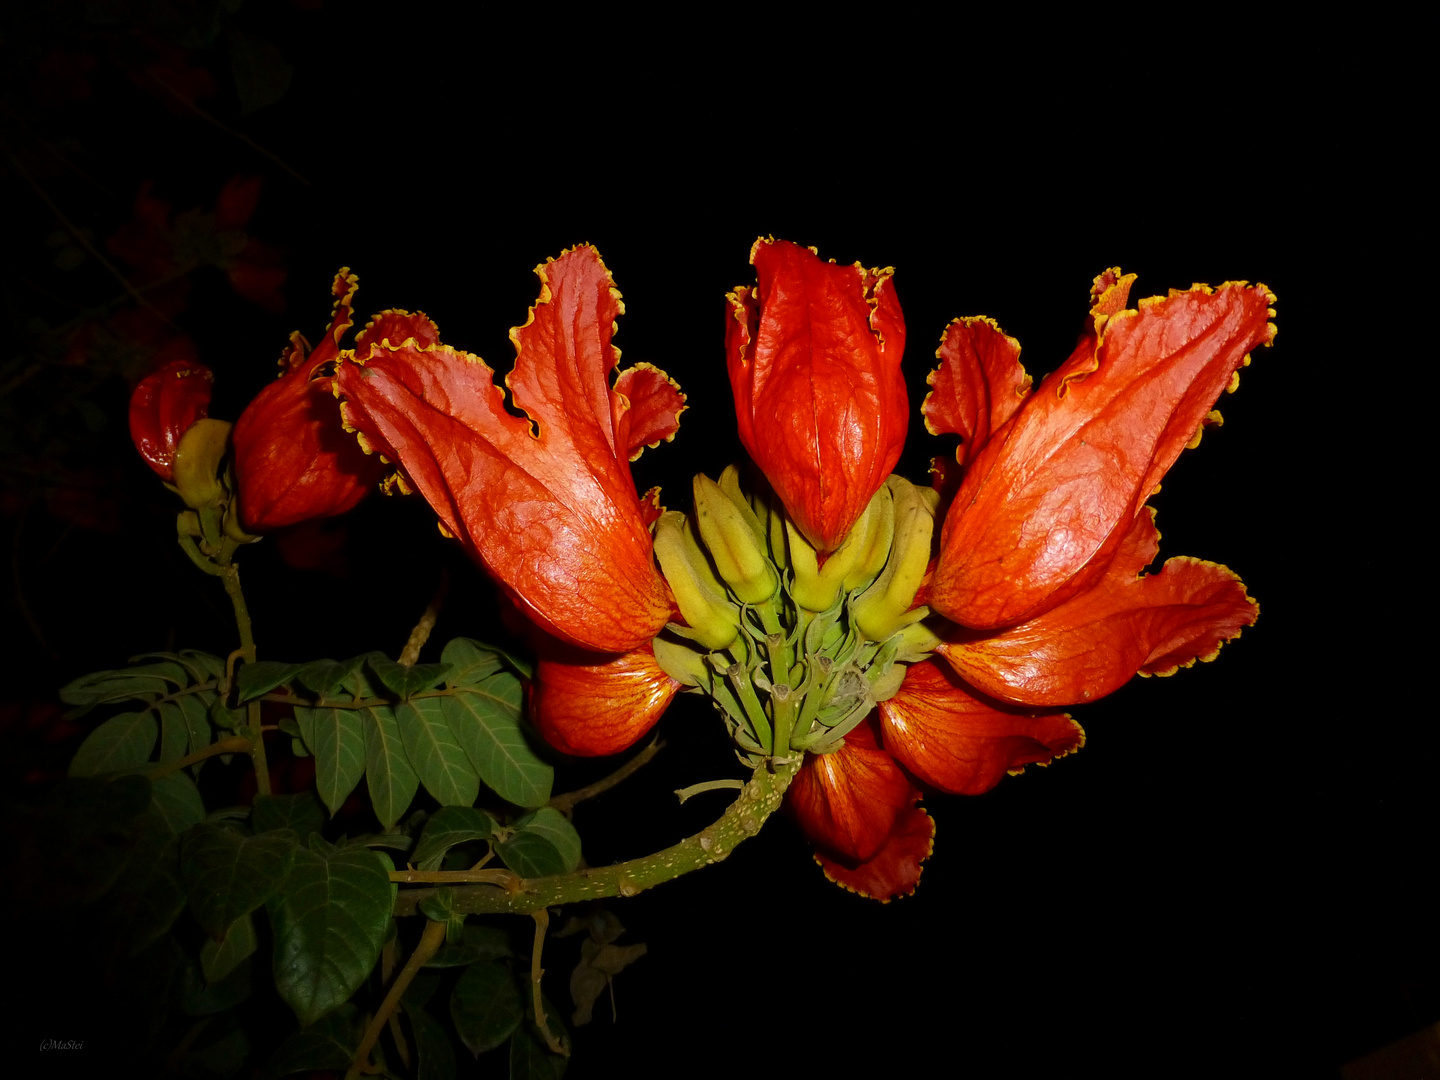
{"left": 726, "top": 238, "right": 907, "bottom": 552}
{"left": 529, "top": 640, "right": 680, "bottom": 758}
{"left": 923, "top": 316, "right": 1031, "bottom": 470}
{"left": 128, "top": 359, "right": 213, "bottom": 480}
{"left": 878, "top": 660, "right": 1083, "bottom": 794}
{"left": 336, "top": 246, "right": 681, "bottom": 653}
{"left": 786, "top": 717, "right": 918, "bottom": 864}
{"left": 932, "top": 272, "right": 1275, "bottom": 629}
{"left": 232, "top": 270, "right": 383, "bottom": 531}
{"left": 813, "top": 804, "right": 933, "bottom": 903}
{"left": 936, "top": 507, "right": 1257, "bottom": 706}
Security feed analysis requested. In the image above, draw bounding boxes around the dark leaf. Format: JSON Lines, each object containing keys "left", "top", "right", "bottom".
{"left": 449, "top": 960, "right": 523, "bottom": 1056}
{"left": 441, "top": 637, "right": 506, "bottom": 687}
{"left": 495, "top": 809, "right": 581, "bottom": 878}
{"left": 363, "top": 703, "right": 418, "bottom": 828}
{"left": 411, "top": 806, "right": 498, "bottom": 870}
{"left": 252, "top": 791, "right": 327, "bottom": 837}
{"left": 296, "top": 705, "right": 366, "bottom": 816}
{"left": 200, "top": 911, "right": 257, "bottom": 985}
{"left": 372, "top": 656, "right": 453, "bottom": 699}
{"left": 229, "top": 29, "right": 294, "bottom": 115}
{"left": 408, "top": 1003, "right": 458, "bottom": 1080}
{"left": 68, "top": 710, "right": 157, "bottom": 776}
{"left": 425, "top": 922, "right": 514, "bottom": 969}
{"left": 397, "top": 697, "right": 479, "bottom": 807}
{"left": 267, "top": 1003, "right": 363, "bottom": 1075}
{"left": 269, "top": 847, "right": 396, "bottom": 1027}
{"left": 235, "top": 661, "right": 304, "bottom": 703}
{"left": 181, "top": 823, "right": 298, "bottom": 938}
{"left": 441, "top": 677, "right": 552, "bottom": 807}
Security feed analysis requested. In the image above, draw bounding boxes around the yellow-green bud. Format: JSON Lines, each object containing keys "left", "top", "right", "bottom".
{"left": 788, "top": 483, "right": 896, "bottom": 611}
{"left": 692, "top": 473, "right": 777, "bottom": 605}
{"left": 172, "top": 419, "right": 232, "bottom": 512}
{"left": 853, "top": 476, "right": 938, "bottom": 641}
{"left": 717, "top": 465, "right": 767, "bottom": 544}
{"left": 652, "top": 511, "right": 738, "bottom": 651}
{"left": 650, "top": 634, "right": 712, "bottom": 687}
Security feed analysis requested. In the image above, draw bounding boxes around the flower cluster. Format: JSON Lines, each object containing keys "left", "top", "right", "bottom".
{"left": 328, "top": 240, "right": 1275, "bottom": 901}
{"left": 130, "top": 240, "right": 1274, "bottom": 900}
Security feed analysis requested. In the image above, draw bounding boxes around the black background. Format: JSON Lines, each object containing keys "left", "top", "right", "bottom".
{"left": 3, "top": 6, "right": 1426, "bottom": 1078}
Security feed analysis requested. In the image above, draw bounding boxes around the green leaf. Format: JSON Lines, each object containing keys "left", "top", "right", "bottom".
{"left": 511, "top": 1001, "right": 569, "bottom": 1079}
{"left": 268, "top": 847, "right": 396, "bottom": 1027}
{"left": 403, "top": 967, "right": 442, "bottom": 1008}
{"left": 407, "top": 1004, "right": 458, "bottom": 1080}
{"left": 397, "top": 697, "right": 480, "bottom": 807}
{"left": 158, "top": 700, "right": 189, "bottom": 763}
{"left": 373, "top": 656, "right": 454, "bottom": 699}
{"left": 60, "top": 661, "right": 189, "bottom": 713}
{"left": 183, "top": 950, "right": 252, "bottom": 1016}
{"left": 100, "top": 826, "right": 186, "bottom": 957}
{"left": 235, "top": 660, "right": 304, "bottom": 703}
{"left": 495, "top": 808, "right": 581, "bottom": 878}
{"left": 177, "top": 1017, "right": 249, "bottom": 1076}
{"left": 211, "top": 697, "right": 243, "bottom": 730}
{"left": 411, "top": 806, "right": 498, "bottom": 870}
{"left": 424, "top": 922, "right": 514, "bottom": 969}
{"left": 442, "top": 677, "right": 552, "bottom": 807}
{"left": 228, "top": 29, "right": 293, "bottom": 115}
{"left": 150, "top": 771, "right": 206, "bottom": 837}
{"left": 449, "top": 960, "right": 522, "bottom": 1055}
{"left": 200, "top": 911, "right": 257, "bottom": 985}
{"left": 441, "top": 637, "right": 507, "bottom": 687}
{"left": 296, "top": 705, "right": 366, "bottom": 816}
{"left": 69, "top": 710, "right": 158, "bottom": 776}
{"left": 296, "top": 655, "right": 369, "bottom": 699}
{"left": 363, "top": 703, "right": 419, "bottom": 828}
{"left": 267, "top": 1003, "right": 363, "bottom": 1075}
{"left": 253, "top": 791, "right": 327, "bottom": 837}
{"left": 342, "top": 833, "right": 413, "bottom": 854}
{"left": 182, "top": 823, "right": 298, "bottom": 938}
{"left": 132, "top": 650, "right": 223, "bottom": 683}
{"left": 177, "top": 692, "right": 214, "bottom": 762}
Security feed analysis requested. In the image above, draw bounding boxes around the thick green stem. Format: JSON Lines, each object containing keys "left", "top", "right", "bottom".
{"left": 391, "top": 757, "right": 801, "bottom": 918}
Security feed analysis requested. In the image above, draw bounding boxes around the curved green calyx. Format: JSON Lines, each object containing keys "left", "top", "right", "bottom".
{"left": 650, "top": 469, "right": 939, "bottom": 765}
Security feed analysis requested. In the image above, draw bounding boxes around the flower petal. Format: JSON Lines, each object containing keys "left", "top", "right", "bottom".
{"left": 726, "top": 239, "right": 908, "bottom": 552}
{"left": 785, "top": 716, "right": 917, "bottom": 864}
{"left": 813, "top": 804, "right": 933, "bottom": 903}
{"left": 923, "top": 316, "right": 1031, "bottom": 469}
{"left": 529, "top": 640, "right": 680, "bottom": 758}
{"left": 878, "top": 660, "right": 1082, "bottom": 795}
{"left": 232, "top": 270, "right": 383, "bottom": 531}
{"left": 936, "top": 507, "right": 1258, "bottom": 706}
{"left": 612, "top": 362, "right": 686, "bottom": 462}
{"left": 932, "top": 272, "right": 1275, "bottom": 629}
{"left": 335, "top": 246, "right": 677, "bottom": 653}
{"left": 128, "top": 358, "right": 213, "bottom": 480}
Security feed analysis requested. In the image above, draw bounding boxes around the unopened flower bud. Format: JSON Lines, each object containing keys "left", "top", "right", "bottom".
{"left": 172, "top": 419, "right": 233, "bottom": 511}
{"left": 853, "top": 476, "right": 937, "bottom": 641}
{"left": 652, "top": 511, "right": 738, "bottom": 651}
{"left": 692, "top": 473, "right": 777, "bottom": 605}
{"left": 787, "top": 483, "right": 896, "bottom": 611}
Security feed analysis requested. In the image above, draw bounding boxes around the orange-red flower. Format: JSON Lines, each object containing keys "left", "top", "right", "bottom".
{"left": 231, "top": 270, "right": 385, "bottom": 532}
{"left": 128, "top": 358, "right": 214, "bottom": 481}
{"left": 331, "top": 242, "right": 1273, "bottom": 905}
{"left": 334, "top": 246, "right": 686, "bottom": 658}
{"left": 726, "top": 239, "right": 908, "bottom": 552}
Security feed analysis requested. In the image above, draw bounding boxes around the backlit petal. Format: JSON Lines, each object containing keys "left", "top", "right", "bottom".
{"left": 932, "top": 272, "right": 1275, "bottom": 629}
{"left": 923, "top": 316, "right": 1031, "bottom": 469}
{"left": 814, "top": 804, "right": 933, "bottom": 903}
{"left": 335, "top": 246, "right": 677, "bottom": 653}
{"left": 128, "top": 359, "right": 213, "bottom": 480}
{"left": 878, "top": 660, "right": 1082, "bottom": 795}
{"left": 936, "top": 507, "right": 1257, "bottom": 706}
{"left": 529, "top": 640, "right": 680, "bottom": 758}
{"left": 785, "top": 717, "right": 917, "bottom": 864}
{"left": 726, "top": 239, "right": 908, "bottom": 552}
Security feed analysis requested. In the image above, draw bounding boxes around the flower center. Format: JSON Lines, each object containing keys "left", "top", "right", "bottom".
{"left": 651, "top": 465, "right": 941, "bottom": 765}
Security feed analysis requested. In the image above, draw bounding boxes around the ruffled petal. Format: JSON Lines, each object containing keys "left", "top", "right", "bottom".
{"left": 923, "top": 316, "right": 1031, "bottom": 468}
{"left": 612, "top": 362, "right": 686, "bottom": 463}
{"left": 528, "top": 640, "right": 680, "bottom": 758}
{"left": 232, "top": 270, "right": 383, "bottom": 531}
{"left": 726, "top": 238, "right": 908, "bottom": 552}
{"left": 335, "top": 246, "right": 676, "bottom": 653}
{"left": 813, "top": 804, "right": 933, "bottom": 903}
{"left": 936, "top": 507, "right": 1258, "bottom": 706}
{"left": 878, "top": 660, "right": 1083, "bottom": 795}
{"left": 785, "top": 717, "right": 917, "bottom": 864}
{"left": 932, "top": 271, "right": 1275, "bottom": 630}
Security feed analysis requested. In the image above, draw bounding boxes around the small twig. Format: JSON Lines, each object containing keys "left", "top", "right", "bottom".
{"left": 529, "top": 910, "right": 567, "bottom": 1057}
{"left": 144, "top": 69, "right": 311, "bottom": 186}
{"left": 146, "top": 735, "right": 253, "bottom": 779}
{"left": 6, "top": 149, "right": 176, "bottom": 327}
{"left": 346, "top": 919, "right": 447, "bottom": 1080}
{"left": 389, "top": 868, "right": 519, "bottom": 887}
{"left": 398, "top": 569, "right": 449, "bottom": 666}
{"left": 674, "top": 778, "right": 745, "bottom": 804}
{"left": 548, "top": 736, "right": 664, "bottom": 814}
